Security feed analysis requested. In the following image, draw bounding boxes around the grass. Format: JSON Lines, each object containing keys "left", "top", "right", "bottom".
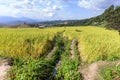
{"left": 1, "top": 26, "right": 120, "bottom": 63}
{"left": 64, "top": 26, "right": 120, "bottom": 63}
{"left": 8, "top": 33, "right": 64, "bottom": 80}
{"left": 0, "top": 28, "right": 64, "bottom": 59}
{"left": 0, "top": 26, "right": 120, "bottom": 79}
{"left": 99, "top": 65, "right": 120, "bottom": 80}
{"left": 55, "top": 39, "right": 81, "bottom": 80}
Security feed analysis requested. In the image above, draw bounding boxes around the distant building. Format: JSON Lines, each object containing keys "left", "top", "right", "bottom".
{"left": 64, "top": 22, "right": 68, "bottom": 25}
{"left": 38, "top": 25, "right": 45, "bottom": 28}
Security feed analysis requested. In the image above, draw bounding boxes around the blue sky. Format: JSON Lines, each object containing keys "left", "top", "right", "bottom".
{"left": 0, "top": 0, "right": 120, "bottom": 20}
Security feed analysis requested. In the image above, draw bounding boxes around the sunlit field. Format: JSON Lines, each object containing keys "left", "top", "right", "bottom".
{"left": 64, "top": 26, "right": 120, "bottom": 63}
{"left": 0, "top": 28, "right": 64, "bottom": 59}
{"left": 0, "top": 26, "right": 120, "bottom": 80}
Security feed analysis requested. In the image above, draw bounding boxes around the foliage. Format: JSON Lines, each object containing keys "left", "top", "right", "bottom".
{"left": 100, "top": 65, "right": 120, "bottom": 80}
{"left": 0, "top": 28, "right": 64, "bottom": 59}
{"left": 104, "top": 5, "right": 120, "bottom": 30}
{"left": 55, "top": 39, "right": 81, "bottom": 80}
{"left": 8, "top": 33, "right": 64, "bottom": 80}
{"left": 64, "top": 27, "right": 120, "bottom": 63}
{"left": 0, "top": 26, "right": 120, "bottom": 79}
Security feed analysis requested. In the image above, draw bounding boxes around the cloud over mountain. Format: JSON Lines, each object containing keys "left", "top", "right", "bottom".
{"left": 0, "top": 0, "right": 63, "bottom": 19}
{"left": 0, "top": 0, "right": 120, "bottom": 20}
{"left": 78, "top": 0, "right": 119, "bottom": 10}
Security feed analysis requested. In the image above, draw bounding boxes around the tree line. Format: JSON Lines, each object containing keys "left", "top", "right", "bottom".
{"left": 104, "top": 5, "right": 120, "bottom": 30}
{"left": 32, "top": 5, "right": 120, "bottom": 31}
{"left": 64, "top": 5, "right": 120, "bottom": 30}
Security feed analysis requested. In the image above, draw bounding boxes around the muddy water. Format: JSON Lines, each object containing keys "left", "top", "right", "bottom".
{"left": 53, "top": 60, "right": 61, "bottom": 76}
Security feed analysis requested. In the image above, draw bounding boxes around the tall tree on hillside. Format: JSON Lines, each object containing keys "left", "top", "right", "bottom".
{"left": 114, "top": 6, "right": 120, "bottom": 30}
{"left": 104, "top": 5, "right": 115, "bottom": 29}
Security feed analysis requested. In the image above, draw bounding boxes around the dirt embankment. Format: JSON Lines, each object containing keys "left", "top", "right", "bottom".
{"left": 70, "top": 39, "right": 77, "bottom": 59}
{"left": 79, "top": 60, "right": 120, "bottom": 80}
{"left": 0, "top": 59, "right": 11, "bottom": 80}
{"left": 45, "top": 47, "right": 57, "bottom": 59}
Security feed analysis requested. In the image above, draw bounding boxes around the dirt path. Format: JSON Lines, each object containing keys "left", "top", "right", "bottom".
{"left": 79, "top": 60, "right": 120, "bottom": 80}
{"left": 0, "top": 59, "right": 11, "bottom": 80}
{"left": 46, "top": 47, "right": 57, "bottom": 59}
{"left": 70, "top": 39, "right": 76, "bottom": 59}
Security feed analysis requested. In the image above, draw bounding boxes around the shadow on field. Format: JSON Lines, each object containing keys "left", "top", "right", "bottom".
{"left": 75, "top": 29, "right": 82, "bottom": 32}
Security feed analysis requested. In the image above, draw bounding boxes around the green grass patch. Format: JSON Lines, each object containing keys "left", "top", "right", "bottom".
{"left": 99, "top": 65, "right": 120, "bottom": 80}
{"left": 55, "top": 39, "right": 81, "bottom": 80}
{"left": 8, "top": 33, "right": 64, "bottom": 80}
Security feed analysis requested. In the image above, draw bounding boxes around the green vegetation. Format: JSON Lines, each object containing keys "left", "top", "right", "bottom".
{"left": 9, "top": 33, "right": 64, "bottom": 80}
{"left": 41, "top": 5, "right": 120, "bottom": 31}
{"left": 105, "top": 5, "right": 120, "bottom": 30}
{"left": 55, "top": 39, "right": 81, "bottom": 80}
{"left": 0, "top": 26, "right": 120, "bottom": 79}
{"left": 64, "top": 27, "right": 120, "bottom": 63}
{"left": 0, "top": 28, "right": 64, "bottom": 59}
{"left": 100, "top": 65, "right": 120, "bottom": 80}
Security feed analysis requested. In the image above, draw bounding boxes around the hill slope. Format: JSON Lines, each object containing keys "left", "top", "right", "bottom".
{"left": 0, "top": 16, "right": 39, "bottom": 26}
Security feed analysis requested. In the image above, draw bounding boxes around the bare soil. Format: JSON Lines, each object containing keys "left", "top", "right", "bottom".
{"left": 79, "top": 60, "right": 120, "bottom": 80}
{"left": 0, "top": 59, "right": 11, "bottom": 80}
{"left": 70, "top": 39, "right": 76, "bottom": 59}
{"left": 46, "top": 47, "right": 57, "bottom": 59}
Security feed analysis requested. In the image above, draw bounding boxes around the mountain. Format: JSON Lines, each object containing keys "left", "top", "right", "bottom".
{"left": 0, "top": 16, "right": 39, "bottom": 26}
{"left": 37, "top": 12, "right": 105, "bottom": 27}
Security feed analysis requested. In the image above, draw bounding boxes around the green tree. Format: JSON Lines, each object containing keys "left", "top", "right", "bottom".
{"left": 104, "top": 5, "right": 115, "bottom": 29}
{"left": 114, "top": 6, "right": 120, "bottom": 30}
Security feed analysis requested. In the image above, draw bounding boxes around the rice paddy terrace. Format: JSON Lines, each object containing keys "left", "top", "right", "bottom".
{"left": 0, "top": 26, "right": 120, "bottom": 80}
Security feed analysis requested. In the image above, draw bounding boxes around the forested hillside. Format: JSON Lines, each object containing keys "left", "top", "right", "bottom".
{"left": 104, "top": 5, "right": 120, "bottom": 30}
{"left": 64, "top": 5, "right": 120, "bottom": 30}
{"left": 37, "top": 5, "right": 120, "bottom": 31}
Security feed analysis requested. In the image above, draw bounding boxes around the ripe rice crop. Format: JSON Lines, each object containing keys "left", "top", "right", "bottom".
{"left": 0, "top": 28, "right": 64, "bottom": 59}
{"left": 64, "top": 26, "right": 120, "bottom": 63}
{"left": 0, "top": 26, "right": 120, "bottom": 62}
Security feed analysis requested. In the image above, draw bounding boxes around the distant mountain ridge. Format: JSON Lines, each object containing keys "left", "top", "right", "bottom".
{"left": 0, "top": 16, "right": 39, "bottom": 26}
{"left": 1, "top": 5, "right": 120, "bottom": 30}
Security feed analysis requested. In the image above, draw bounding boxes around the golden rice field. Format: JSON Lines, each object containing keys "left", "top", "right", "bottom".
{"left": 0, "top": 26, "right": 120, "bottom": 63}
{"left": 0, "top": 26, "right": 120, "bottom": 80}
{"left": 64, "top": 26, "right": 120, "bottom": 63}
{"left": 0, "top": 28, "right": 64, "bottom": 59}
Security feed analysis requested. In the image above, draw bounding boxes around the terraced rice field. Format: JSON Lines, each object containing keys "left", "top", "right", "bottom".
{"left": 0, "top": 26, "right": 120, "bottom": 80}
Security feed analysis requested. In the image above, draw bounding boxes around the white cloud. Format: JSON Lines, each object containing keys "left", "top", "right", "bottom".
{"left": 0, "top": 0, "right": 63, "bottom": 19}
{"left": 78, "top": 0, "right": 117, "bottom": 10}
{"left": 53, "top": 5, "right": 62, "bottom": 10}
{"left": 11, "top": 0, "right": 34, "bottom": 9}
{"left": 42, "top": 5, "right": 62, "bottom": 17}
{"left": 0, "top": 4, "right": 18, "bottom": 17}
